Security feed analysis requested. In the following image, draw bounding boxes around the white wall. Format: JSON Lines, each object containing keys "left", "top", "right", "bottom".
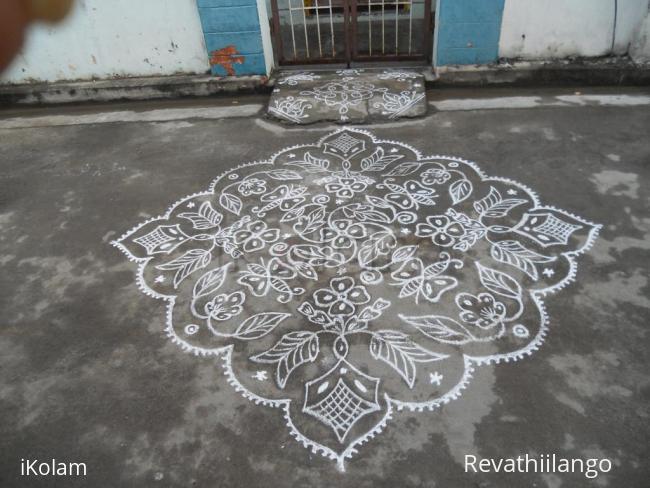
{"left": 630, "top": 11, "right": 650, "bottom": 62}
{"left": 613, "top": 0, "right": 650, "bottom": 54}
{"left": 499, "top": 0, "right": 650, "bottom": 61}
{"left": 499, "top": 0, "right": 614, "bottom": 59}
{"left": 2, "top": 0, "right": 210, "bottom": 84}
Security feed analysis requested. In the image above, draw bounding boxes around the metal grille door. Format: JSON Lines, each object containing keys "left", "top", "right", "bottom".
{"left": 270, "top": 0, "right": 432, "bottom": 65}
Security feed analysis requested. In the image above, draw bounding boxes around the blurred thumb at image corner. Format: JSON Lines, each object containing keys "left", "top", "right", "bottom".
{"left": 0, "top": 0, "right": 74, "bottom": 72}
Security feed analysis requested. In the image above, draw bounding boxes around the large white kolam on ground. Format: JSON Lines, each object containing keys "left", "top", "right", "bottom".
{"left": 113, "top": 128, "right": 600, "bottom": 470}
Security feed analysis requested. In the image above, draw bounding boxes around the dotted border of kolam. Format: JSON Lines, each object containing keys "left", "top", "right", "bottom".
{"left": 111, "top": 127, "right": 601, "bottom": 471}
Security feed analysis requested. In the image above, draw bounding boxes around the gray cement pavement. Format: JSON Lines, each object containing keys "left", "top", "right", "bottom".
{"left": 0, "top": 87, "right": 649, "bottom": 488}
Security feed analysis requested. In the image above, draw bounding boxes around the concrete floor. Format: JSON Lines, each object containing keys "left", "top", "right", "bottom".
{"left": 0, "top": 87, "right": 649, "bottom": 487}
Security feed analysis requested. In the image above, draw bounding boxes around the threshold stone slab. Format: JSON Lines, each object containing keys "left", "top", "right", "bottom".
{"left": 267, "top": 69, "right": 427, "bottom": 124}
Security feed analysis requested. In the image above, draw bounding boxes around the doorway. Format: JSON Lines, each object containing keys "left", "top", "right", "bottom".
{"left": 269, "top": 0, "right": 433, "bottom": 65}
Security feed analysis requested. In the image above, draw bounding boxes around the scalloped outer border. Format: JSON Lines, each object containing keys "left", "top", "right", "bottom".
{"left": 111, "top": 127, "right": 601, "bottom": 471}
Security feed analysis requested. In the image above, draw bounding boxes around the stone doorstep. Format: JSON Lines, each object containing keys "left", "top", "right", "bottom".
{"left": 267, "top": 69, "right": 428, "bottom": 124}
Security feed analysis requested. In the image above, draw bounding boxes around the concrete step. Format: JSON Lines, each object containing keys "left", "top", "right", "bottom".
{"left": 267, "top": 68, "right": 427, "bottom": 124}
